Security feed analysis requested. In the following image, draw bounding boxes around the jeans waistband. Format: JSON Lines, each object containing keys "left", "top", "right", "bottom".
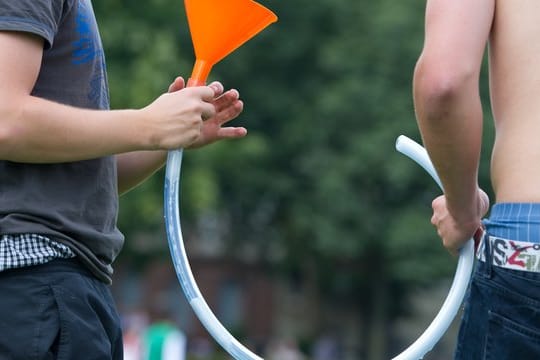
{"left": 477, "top": 234, "right": 540, "bottom": 273}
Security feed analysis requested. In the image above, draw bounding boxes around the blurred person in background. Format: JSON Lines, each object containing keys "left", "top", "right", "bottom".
{"left": 123, "top": 310, "right": 149, "bottom": 360}
{"left": 142, "top": 293, "right": 187, "bottom": 360}
{"left": 143, "top": 322, "right": 187, "bottom": 360}
{"left": 311, "top": 333, "right": 341, "bottom": 360}
{"left": 414, "top": 0, "right": 540, "bottom": 358}
{"left": 265, "top": 337, "right": 306, "bottom": 360}
{"left": 0, "top": 1, "right": 246, "bottom": 359}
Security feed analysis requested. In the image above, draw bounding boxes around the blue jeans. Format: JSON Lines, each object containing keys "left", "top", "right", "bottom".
{"left": 455, "top": 231, "right": 540, "bottom": 359}
{"left": 0, "top": 259, "right": 123, "bottom": 360}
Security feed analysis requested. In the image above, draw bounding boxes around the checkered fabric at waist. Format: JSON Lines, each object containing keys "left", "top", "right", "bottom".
{"left": 0, "top": 234, "right": 75, "bottom": 271}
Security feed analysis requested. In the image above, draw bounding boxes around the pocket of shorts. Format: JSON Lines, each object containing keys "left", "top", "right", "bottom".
{"left": 48, "top": 285, "right": 73, "bottom": 360}
{"left": 485, "top": 311, "right": 540, "bottom": 359}
{"left": 31, "top": 286, "right": 62, "bottom": 360}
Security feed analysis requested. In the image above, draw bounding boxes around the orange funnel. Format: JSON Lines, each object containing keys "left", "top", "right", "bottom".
{"left": 184, "top": 0, "right": 277, "bottom": 86}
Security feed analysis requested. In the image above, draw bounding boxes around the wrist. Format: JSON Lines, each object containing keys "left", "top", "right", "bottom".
{"left": 131, "top": 107, "right": 157, "bottom": 150}
{"left": 447, "top": 189, "right": 487, "bottom": 225}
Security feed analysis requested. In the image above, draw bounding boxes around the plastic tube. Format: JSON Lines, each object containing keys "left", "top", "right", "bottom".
{"left": 392, "top": 135, "right": 475, "bottom": 360}
{"left": 164, "top": 136, "right": 474, "bottom": 360}
{"left": 164, "top": 149, "right": 263, "bottom": 360}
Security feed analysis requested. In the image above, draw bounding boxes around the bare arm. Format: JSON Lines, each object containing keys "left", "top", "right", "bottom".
{"left": 413, "top": 0, "right": 493, "bottom": 253}
{"left": 0, "top": 32, "right": 217, "bottom": 163}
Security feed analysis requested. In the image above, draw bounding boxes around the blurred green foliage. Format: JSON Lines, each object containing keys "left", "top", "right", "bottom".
{"left": 95, "top": 0, "right": 494, "bottom": 339}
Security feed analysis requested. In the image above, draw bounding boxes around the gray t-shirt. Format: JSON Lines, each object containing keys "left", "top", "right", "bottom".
{"left": 0, "top": 0, "right": 124, "bottom": 284}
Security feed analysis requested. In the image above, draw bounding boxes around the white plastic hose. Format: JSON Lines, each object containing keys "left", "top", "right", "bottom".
{"left": 164, "top": 149, "right": 263, "bottom": 360}
{"left": 163, "top": 136, "right": 474, "bottom": 360}
{"left": 392, "top": 135, "right": 475, "bottom": 360}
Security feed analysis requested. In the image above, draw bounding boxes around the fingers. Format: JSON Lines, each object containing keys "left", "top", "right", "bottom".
{"left": 216, "top": 126, "right": 248, "bottom": 139}
{"left": 197, "top": 81, "right": 223, "bottom": 102}
{"left": 187, "top": 87, "right": 243, "bottom": 124}
{"left": 198, "top": 83, "right": 241, "bottom": 112}
{"left": 177, "top": 80, "right": 240, "bottom": 116}
{"left": 168, "top": 77, "right": 219, "bottom": 98}
{"left": 168, "top": 76, "right": 185, "bottom": 93}
{"left": 430, "top": 194, "right": 466, "bottom": 256}
{"left": 430, "top": 195, "right": 444, "bottom": 225}
{"left": 208, "top": 89, "right": 243, "bottom": 129}
{"left": 169, "top": 78, "right": 229, "bottom": 101}
{"left": 214, "top": 89, "right": 240, "bottom": 111}
{"left": 215, "top": 99, "right": 243, "bottom": 125}
{"left": 446, "top": 247, "right": 459, "bottom": 258}
{"left": 208, "top": 81, "right": 224, "bottom": 97}
{"left": 478, "top": 188, "right": 490, "bottom": 215}
{"left": 174, "top": 86, "right": 216, "bottom": 119}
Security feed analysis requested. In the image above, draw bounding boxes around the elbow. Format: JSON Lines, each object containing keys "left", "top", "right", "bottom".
{"left": 413, "top": 55, "right": 476, "bottom": 110}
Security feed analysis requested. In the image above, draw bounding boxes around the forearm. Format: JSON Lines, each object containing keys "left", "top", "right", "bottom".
{"left": 116, "top": 150, "right": 167, "bottom": 194}
{"left": 0, "top": 95, "right": 151, "bottom": 163}
{"left": 414, "top": 61, "right": 483, "bottom": 220}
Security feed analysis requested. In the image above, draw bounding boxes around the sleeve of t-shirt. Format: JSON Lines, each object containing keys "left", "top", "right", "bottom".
{"left": 0, "top": 0, "right": 65, "bottom": 48}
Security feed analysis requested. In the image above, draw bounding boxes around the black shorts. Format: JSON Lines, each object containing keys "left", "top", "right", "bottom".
{"left": 0, "top": 259, "right": 123, "bottom": 360}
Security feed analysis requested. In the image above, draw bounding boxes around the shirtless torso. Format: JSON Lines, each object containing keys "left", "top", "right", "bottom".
{"left": 489, "top": 0, "right": 540, "bottom": 202}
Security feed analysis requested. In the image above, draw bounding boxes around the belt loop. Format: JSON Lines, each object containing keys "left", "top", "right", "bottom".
{"left": 482, "top": 233, "right": 493, "bottom": 278}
